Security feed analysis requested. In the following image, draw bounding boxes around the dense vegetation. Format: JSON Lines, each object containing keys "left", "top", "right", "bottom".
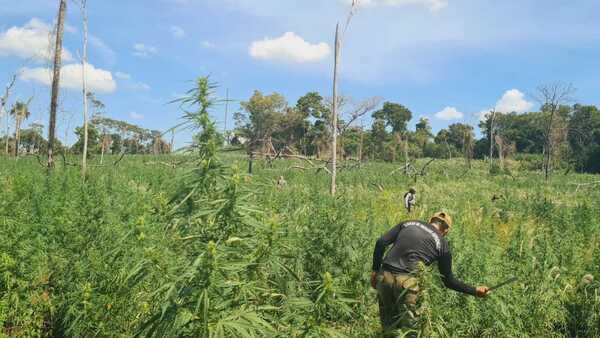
{"left": 1, "top": 148, "right": 599, "bottom": 337}
{"left": 1, "top": 77, "right": 599, "bottom": 337}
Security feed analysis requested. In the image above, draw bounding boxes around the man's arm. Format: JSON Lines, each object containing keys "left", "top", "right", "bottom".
{"left": 370, "top": 223, "right": 404, "bottom": 288}
{"left": 438, "top": 252, "right": 478, "bottom": 296}
{"left": 372, "top": 223, "right": 404, "bottom": 272}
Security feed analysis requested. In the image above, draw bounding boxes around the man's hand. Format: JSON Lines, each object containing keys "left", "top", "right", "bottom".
{"left": 370, "top": 271, "right": 378, "bottom": 289}
{"left": 475, "top": 286, "right": 490, "bottom": 298}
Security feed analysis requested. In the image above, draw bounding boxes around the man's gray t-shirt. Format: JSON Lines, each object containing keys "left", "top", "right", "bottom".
{"left": 372, "top": 220, "right": 476, "bottom": 295}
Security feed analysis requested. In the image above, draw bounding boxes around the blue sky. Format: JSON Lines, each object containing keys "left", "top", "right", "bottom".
{"left": 1, "top": 0, "right": 600, "bottom": 147}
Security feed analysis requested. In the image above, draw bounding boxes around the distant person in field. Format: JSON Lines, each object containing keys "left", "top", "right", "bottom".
{"left": 491, "top": 194, "right": 504, "bottom": 202}
{"left": 370, "top": 212, "right": 490, "bottom": 336}
{"left": 403, "top": 188, "right": 417, "bottom": 213}
{"left": 276, "top": 175, "right": 287, "bottom": 189}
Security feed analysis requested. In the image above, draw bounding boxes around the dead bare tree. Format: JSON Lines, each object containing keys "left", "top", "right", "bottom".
{"left": 47, "top": 0, "right": 67, "bottom": 168}
{"left": 534, "top": 83, "right": 575, "bottom": 181}
{"left": 333, "top": 95, "right": 381, "bottom": 161}
{"left": 358, "top": 119, "right": 364, "bottom": 161}
{"left": 170, "top": 129, "right": 175, "bottom": 153}
{"left": 403, "top": 133, "right": 410, "bottom": 173}
{"left": 338, "top": 96, "right": 382, "bottom": 132}
{"left": 330, "top": 0, "right": 360, "bottom": 195}
{"left": 100, "top": 134, "right": 111, "bottom": 163}
{"left": 331, "top": 24, "right": 340, "bottom": 195}
{"left": 79, "top": 0, "right": 89, "bottom": 178}
{"left": 487, "top": 109, "right": 497, "bottom": 172}
{"left": 1, "top": 74, "right": 17, "bottom": 156}
{"left": 463, "top": 129, "right": 473, "bottom": 169}
{"left": 570, "top": 181, "right": 600, "bottom": 192}
{"left": 495, "top": 134, "right": 505, "bottom": 169}
{"left": 412, "top": 158, "right": 436, "bottom": 183}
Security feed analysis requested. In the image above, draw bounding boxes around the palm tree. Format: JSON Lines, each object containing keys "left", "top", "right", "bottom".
{"left": 10, "top": 100, "right": 31, "bottom": 157}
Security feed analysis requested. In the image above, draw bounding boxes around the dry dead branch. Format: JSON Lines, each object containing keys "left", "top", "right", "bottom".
{"left": 570, "top": 181, "right": 600, "bottom": 192}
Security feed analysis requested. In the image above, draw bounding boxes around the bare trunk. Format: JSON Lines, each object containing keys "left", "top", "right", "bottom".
{"left": 14, "top": 116, "right": 22, "bottom": 157}
{"left": 153, "top": 136, "right": 159, "bottom": 155}
{"left": 81, "top": 0, "right": 89, "bottom": 178}
{"left": 495, "top": 135, "right": 504, "bottom": 169}
{"left": 224, "top": 88, "right": 229, "bottom": 144}
{"left": 543, "top": 144, "right": 552, "bottom": 180}
{"left": 339, "top": 133, "right": 344, "bottom": 161}
{"left": 543, "top": 107, "right": 556, "bottom": 181}
{"left": 488, "top": 110, "right": 496, "bottom": 171}
{"left": 3, "top": 110, "right": 8, "bottom": 155}
{"left": 541, "top": 110, "right": 553, "bottom": 180}
{"left": 100, "top": 138, "right": 105, "bottom": 164}
{"left": 248, "top": 152, "right": 254, "bottom": 174}
{"left": 47, "top": 0, "right": 67, "bottom": 168}
{"left": 330, "top": 23, "right": 340, "bottom": 195}
{"left": 404, "top": 134, "right": 409, "bottom": 174}
{"left": 464, "top": 130, "right": 472, "bottom": 169}
{"left": 1, "top": 75, "right": 16, "bottom": 156}
{"left": 358, "top": 123, "right": 363, "bottom": 161}
{"left": 170, "top": 130, "right": 175, "bottom": 153}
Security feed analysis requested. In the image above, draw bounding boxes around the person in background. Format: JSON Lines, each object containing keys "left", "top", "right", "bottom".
{"left": 276, "top": 175, "right": 287, "bottom": 190}
{"left": 370, "top": 212, "right": 490, "bottom": 336}
{"left": 403, "top": 187, "right": 417, "bottom": 213}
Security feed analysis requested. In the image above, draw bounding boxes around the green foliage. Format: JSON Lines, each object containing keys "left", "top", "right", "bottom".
{"left": 479, "top": 112, "right": 546, "bottom": 154}
{"left": 1, "top": 147, "right": 600, "bottom": 337}
{"left": 567, "top": 104, "right": 600, "bottom": 173}
{"left": 236, "top": 90, "right": 288, "bottom": 149}
{"left": 372, "top": 102, "right": 412, "bottom": 133}
{"left": 71, "top": 124, "right": 101, "bottom": 154}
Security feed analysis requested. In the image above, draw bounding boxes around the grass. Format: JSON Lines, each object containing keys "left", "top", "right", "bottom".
{"left": 0, "top": 153, "right": 599, "bottom": 337}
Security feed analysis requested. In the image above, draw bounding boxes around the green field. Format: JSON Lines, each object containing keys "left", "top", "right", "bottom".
{"left": 1, "top": 154, "right": 599, "bottom": 337}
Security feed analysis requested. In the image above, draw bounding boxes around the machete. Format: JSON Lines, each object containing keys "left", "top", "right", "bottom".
{"left": 489, "top": 276, "right": 518, "bottom": 291}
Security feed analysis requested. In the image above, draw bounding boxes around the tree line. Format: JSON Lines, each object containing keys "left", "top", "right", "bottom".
{"left": 3, "top": 85, "right": 599, "bottom": 175}
{"left": 0, "top": 93, "right": 171, "bottom": 158}
{"left": 233, "top": 88, "right": 600, "bottom": 174}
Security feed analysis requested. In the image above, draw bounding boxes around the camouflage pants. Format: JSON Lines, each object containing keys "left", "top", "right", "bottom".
{"left": 376, "top": 271, "right": 421, "bottom": 337}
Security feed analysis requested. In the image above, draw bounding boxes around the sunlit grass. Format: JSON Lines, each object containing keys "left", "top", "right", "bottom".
{"left": 0, "top": 154, "right": 599, "bottom": 337}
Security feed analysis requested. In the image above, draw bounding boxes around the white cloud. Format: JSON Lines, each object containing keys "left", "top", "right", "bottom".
{"left": 129, "top": 112, "right": 144, "bottom": 120}
{"left": 201, "top": 40, "right": 215, "bottom": 49}
{"left": 0, "top": 18, "right": 73, "bottom": 62}
{"left": 130, "top": 82, "right": 151, "bottom": 91}
{"left": 435, "top": 106, "right": 464, "bottom": 120}
{"left": 478, "top": 89, "right": 535, "bottom": 121}
{"left": 114, "top": 71, "right": 131, "bottom": 80}
{"left": 249, "top": 32, "right": 330, "bottom": 63}
{"left": 19, "top": 63, "right": 117, "bottom": 93}
{"left": 170, "top": 26, "right": 185, "bottom": 39}
{"left": 341, "top": 0, "right": 447, "bottom": 12}
{"left": 494, "top": 89, "right": 534, "bottom": 113}
{"left": 132, "top": 43, "right": 158, "bottom": 58}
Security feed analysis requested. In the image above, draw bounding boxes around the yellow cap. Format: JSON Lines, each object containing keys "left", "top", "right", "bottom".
{"left": 429, "top": 212, "right": 453, "bottom": 229}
